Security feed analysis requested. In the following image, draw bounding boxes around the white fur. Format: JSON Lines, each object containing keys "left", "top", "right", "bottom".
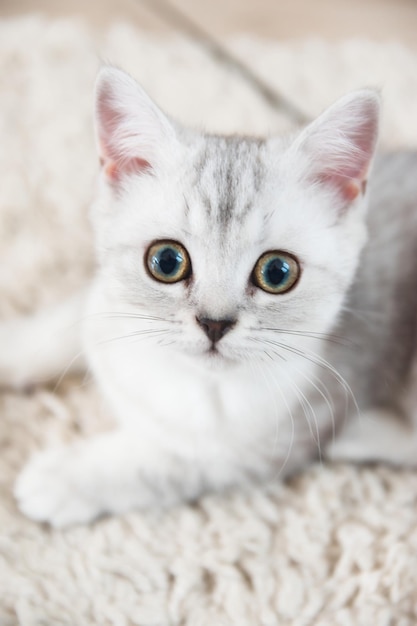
{"left": 9, "top": 68, "right": 381, "bottom": 527}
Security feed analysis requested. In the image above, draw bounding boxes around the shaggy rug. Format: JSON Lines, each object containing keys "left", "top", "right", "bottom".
{"left": 1, "top": 15, "right": 417, "bottom": 626}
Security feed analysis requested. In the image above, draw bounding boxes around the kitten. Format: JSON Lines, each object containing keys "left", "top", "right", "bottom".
{"left": 2, "top": 67, "right": 416, "bottom": 527}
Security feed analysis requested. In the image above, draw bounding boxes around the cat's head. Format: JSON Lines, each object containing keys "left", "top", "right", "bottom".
{"left": 91, "top": 66, "right": 379, "bottom": 367}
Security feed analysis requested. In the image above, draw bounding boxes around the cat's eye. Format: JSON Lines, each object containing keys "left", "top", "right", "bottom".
{"left": 252, "top": 251, "right": 300, "bottom": 294}
{"left": 146, "top": 240, "right": 191, "bottom": 283}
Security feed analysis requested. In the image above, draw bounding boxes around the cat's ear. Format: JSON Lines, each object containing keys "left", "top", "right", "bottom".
{"left": 95, "top": 66, "right": 177, "bottom": 184}
{"left": 295, "top": 90, "right": 380, "bottom": 203}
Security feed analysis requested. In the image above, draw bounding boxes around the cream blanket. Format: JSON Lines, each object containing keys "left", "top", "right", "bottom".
{"left": 1, "top": 16, "right": 416, "bottom": 625}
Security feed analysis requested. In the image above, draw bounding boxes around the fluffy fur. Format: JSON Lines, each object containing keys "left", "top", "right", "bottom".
{"left": 1, "top": 66, "right": 416, "bottom": 528}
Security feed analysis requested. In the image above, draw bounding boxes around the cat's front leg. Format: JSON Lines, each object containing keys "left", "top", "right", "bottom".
{"left": 15, "top": 428, "right": 200, "bottom": 527}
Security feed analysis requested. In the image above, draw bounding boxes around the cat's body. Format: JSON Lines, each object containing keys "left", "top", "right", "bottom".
{"left": 322, "top": 151, "right": 417, "bottom": 462}
{"left": 2, "top": 68, "right": 417, "bottom": 527}
{"left": 329, "top": 152, "right": 417, "bottom": 412}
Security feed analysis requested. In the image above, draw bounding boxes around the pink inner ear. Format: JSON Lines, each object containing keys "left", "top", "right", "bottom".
{"left": 101, "top": 154, "right": 152, "bottom": 184}
{"left": 318, "top": 172, "right": 364, "bottom": 203}
{"left": 96, "top": 88, "right": 152, "bottom": 183}
{"left": 319, "top": 147, "right": 371, "bottom": 202}
{"left": 311, "top": 100, "right": 378, "bottom": 203}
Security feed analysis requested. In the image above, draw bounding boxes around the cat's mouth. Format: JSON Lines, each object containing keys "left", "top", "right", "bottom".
{"left": 181, "top": 339, "right": 240, "bottom": 366}
{"left": 203, "top": 343, "right": 238, "bottom": 366}
{"left": 207, "top": 345, "right": 221, "bottom": 358}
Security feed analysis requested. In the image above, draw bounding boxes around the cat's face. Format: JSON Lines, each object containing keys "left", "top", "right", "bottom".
{"left": 91, "top": 67, "right": 379, "bottom": 367}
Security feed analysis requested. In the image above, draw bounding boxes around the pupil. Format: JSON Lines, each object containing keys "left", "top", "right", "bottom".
{"left": 158, "top": 248, "right": 180, "bottom": 275}
{"left": 266, "top": 258, "right": 288, "bottom": 285}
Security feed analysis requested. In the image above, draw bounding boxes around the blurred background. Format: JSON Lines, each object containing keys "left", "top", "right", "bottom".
{"left": 2, "top": 0, "right": 417, "bottom": 48}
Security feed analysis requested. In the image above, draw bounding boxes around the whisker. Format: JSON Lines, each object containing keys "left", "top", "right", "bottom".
{"left": 340, "top": 305, "right": 386, "bottom": 322}
{"left": 80, "top": 367, "right": 95, "bottom": 389}
{"left": 263, "top": 337, "right": 352, "bottom": 396}
{"left": 251, "top": 339, "right": 325, "bottom": 459}
{"left": 251, "top": 351, "right": 296, "bottom": 478}
{"left": 253, "top": 326, "right": 352, "bottom": 348}
{"left": 53, "top": 349, "right": 87, "bottom": 394}
{"left": 286, "top": 372, "right": 323, "bottom": 460}
{"left": 251, "top": 335, "right": 359, "bottom": 431}
{"left": 293, "top": 362, "right": 337, "bottom": 449}
{"left": 248, "top": 337, "right": 286, "bottom": 362}
{"left": 48, "top": 309, "right": 179, "bottom": 391}
{"left": 53, "top": 328, "right": 175, "bottom": 391}
{"left": 128, "top": 330, "right": 180, "bottom": 347}
{"left": 84, "top": 311, "right": 181, "bottom": 324}
{"left": 247, "top": 354, "right": 282, "bottom": 454}
{"left": 265, "top": 340, "right": 337, "bottom": 451}
{"left": 97, "top": 328, "right": 172, "bottom": 347}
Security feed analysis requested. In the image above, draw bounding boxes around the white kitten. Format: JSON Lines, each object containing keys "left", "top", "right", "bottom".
{"left": 3, "top": 67, "right": 417, "bottom": 527}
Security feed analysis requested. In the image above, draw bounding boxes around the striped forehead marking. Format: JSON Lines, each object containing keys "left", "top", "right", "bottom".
{"left": 193, "top": 136, "right": 266, "bottom": 228}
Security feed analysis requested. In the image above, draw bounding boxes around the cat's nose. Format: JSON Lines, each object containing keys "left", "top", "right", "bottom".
{"left": 196, "top": 317, "right": 236, "bottom": 344}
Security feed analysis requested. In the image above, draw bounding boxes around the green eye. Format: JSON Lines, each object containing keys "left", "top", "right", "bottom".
{"left": 252, "top": 251, "right": 300, "bottom": 294}
{"left": 146, "top": 240, "right": 191, "bottom": 283}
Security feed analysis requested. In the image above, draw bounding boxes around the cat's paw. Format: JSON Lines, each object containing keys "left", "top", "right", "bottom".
{"left": 14, "top": 447, "right": 103, "bottom": 528}
{"left": 325, "top": 409, "right": 417, "bottom": 466}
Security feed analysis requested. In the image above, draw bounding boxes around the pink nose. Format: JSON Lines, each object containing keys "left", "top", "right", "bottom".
{"left": 196, "top": 317, "right": 236, "bottom": 343}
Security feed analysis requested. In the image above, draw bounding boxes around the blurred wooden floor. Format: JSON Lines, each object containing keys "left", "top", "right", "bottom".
{"left": 2, "top": 0, "right": 417, "bottom": 49}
